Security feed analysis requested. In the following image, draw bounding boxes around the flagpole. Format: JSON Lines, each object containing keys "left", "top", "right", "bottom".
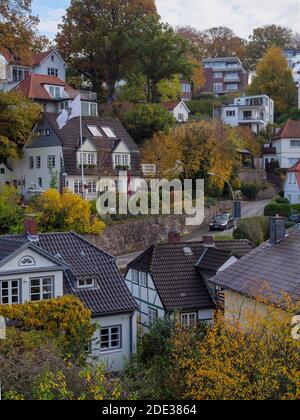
{"left": 79, "top": 92, "right": 85, "bottom": 198}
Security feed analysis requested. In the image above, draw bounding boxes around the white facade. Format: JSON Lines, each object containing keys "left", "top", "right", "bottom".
{"left": 273, "top": 137, "right": 300, "bottom": 169}
{"left": 221, "top": 95, "right": 274, "bottom": 133}
{"left": 125, "top": 268, "right": 214, "bottom": 332}
{"left": 170, "top": 101, "right": 190, "bottom": 123}
{"left": 284, "top": 171, "right": 300, "bottom": 204}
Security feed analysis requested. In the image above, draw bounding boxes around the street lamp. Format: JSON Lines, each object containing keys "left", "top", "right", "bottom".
{"left": 0, "top": 315, "right": 6, "bottom": 400}
{"left": 208, "top": 172, "right": 239, "bottom": 228}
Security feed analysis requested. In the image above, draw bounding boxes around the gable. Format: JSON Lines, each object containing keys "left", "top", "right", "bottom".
{"left": 174, "top": 101, "right": 190, "bottom": 114}
{"left": 112, "top": 140, "right": 130, "bottom": 154}
{"left": 26, "top": 121, "right": 62, "bottom": 149}
{"left": 81, "top": 138, "right": 97, "bottom": 152}
{"left": 0, "top": 246, "right": 65, "bottom": 274}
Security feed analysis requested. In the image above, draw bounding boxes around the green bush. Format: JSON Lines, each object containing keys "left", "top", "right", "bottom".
{"left": 275, "top": 197, "right": 290, "bottom": 204}
{"left": 234, "top": 216, "right": 269, "bottom": 246}
{"left": 264, "top": 203, "right": 300, "bottom": 218}
{"left": 240, "top": 182, "right": 261, "bottom": 201}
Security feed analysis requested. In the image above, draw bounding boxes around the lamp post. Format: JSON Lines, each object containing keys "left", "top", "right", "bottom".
{"left": 208, "top": 172, "right": 239, "bottom": 228}
{"left": 0, "top": 315, "right": 6, "bottom": 400}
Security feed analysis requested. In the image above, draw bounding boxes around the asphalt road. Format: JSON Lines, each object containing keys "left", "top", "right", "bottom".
{"left": 116, "top": 199, "right": 270, "bottom": 269}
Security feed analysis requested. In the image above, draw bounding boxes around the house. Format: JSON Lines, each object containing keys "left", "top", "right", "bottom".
{"left": 221, "top": 94, "right": 274, "bottom": 134}
{"left": 210, "top": 217, "right": 300, "bottom": 322}
{"left": 0, "top": 47, "right": 67, "bottom": 91}
{"left": 0, "top": 112, "right": 142, "bottom": 197}
{"left": 180, "top": 79, "right": 193, "bottom": 101}
{"left": 271, "top": 120, "right": 300, "bottom": 168}
{"left": 199, "top": 57, "right": 248, "bottom": 96}
{"left": 284, "top": 49, "right": 300, "bottom": 70}
{"left": 284, "top": 159, "right": 300, "bottom": 203}
{"left": 0, "top": 217, "right": 138, "bottom": 371}
{"left": 125, "top": 235, "right": 254, "bottom": 331}
{"left": 161, "top": 100, "right": 190, "bottom": 123}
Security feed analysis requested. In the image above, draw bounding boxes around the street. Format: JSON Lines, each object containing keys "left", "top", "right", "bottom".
{"left": 116, "top": 199, "right": 270, "bottom": 268}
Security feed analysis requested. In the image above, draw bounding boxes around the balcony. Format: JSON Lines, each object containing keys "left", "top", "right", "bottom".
{"left": 224, "top": 74, "right": 240, "bottom": 82}
{"left": 79, "top": 90, "right": 97, "bottom": 101}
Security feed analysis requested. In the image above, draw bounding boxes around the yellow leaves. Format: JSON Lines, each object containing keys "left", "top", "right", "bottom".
{"left": 31, "top": 189, "right": 105, "bottom": 235}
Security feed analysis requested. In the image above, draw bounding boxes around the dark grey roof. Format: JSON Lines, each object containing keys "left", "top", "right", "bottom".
{"left": 128, "top": 240, "right": 253, "bottom": 312}
{"left": 0, "top": 238, "right": 24, "bottom": 262}
{"left": 211, "top": 227, "right": 300, "bottom": 305}
{"left": 196, "top": 248, "right": 233, "bottom": 271}
{"left": 2, "top": 232, "right": 137, "bottom": 316}
{"left": 42, "top": 113, "right": 141, "bottom": 177}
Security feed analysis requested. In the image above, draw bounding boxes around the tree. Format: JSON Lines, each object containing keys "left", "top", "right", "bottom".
{"left": 0, "top": 185, "right": 24, "bottom": 234}
{"left": 30, "top": 189, "right": 105, "bottom": 235}
{"left": 172, "top": 299, "right": 300, "bottom": 400}
{"left": 0, "top": 0, "right": 49, "bottom": 64}
{"left": 248, "top": 47, "right": 297, "bottom": 116}
{"left": 245, "top": 25, "right": 297, "bottom": 72}
{"left": 123, "top": 104, "right": 175, "bottom": 143}
{"left": 56, "top": 0, "right": 157, "bottom": 102}
{"left": 129, "top": 18, "right": 193, "bottom": 103}
{"left": 0, "top": 91, "right": 42, "bottom": 161}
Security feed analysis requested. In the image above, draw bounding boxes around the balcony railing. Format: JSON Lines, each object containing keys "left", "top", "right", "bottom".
{"left": 142, "top": 164, "right": 156, "bottom": 176}
{"left": 79, "top": 90, "right": 97, "bottom": 101}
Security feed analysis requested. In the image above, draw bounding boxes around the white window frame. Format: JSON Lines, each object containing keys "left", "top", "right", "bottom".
{"left": 77, "top": 278, "right": 94, "bottom": 289}
{"left": 30, "top": 277, "right": 54, "bottom": 302}
{"left": 181, "top": 312, "right": 198, "bottom": 327}
{"left": 131, "top": 269, "right": 139, "bottom": 284}
{"left": 290, "top": 140, "right": 300, "bottom": 148}
{"left": 47, "top": 155, "right": 56, "bottom": 169}
{"left": 87, "top": 180, "right": 97, "bottom": 194}
{"left": 36, "top": 156, "right": 41, "bottom": 169}
{"left": 48, "top": 68, "right": 58, "bottom": 77}
{"left": 100, "top": 325, "right": 122, "bottom": 352}
{"left": 49, "top": 86, "right": 61, "bottom": 99}
{"left": 0, "top": 280, "right": 20, "bottom": 305}
{"left": 113, "top": 153, "right": 130, "bottom": 169}
{"left": 74, "top": 179, "right": 83, "bottom": 195}
{"left": 149, "top": 307, "right": 158, "bottom": 326}
{"left": 29, "top": 156, "right": 34, "bottom": 170}
{"left": 214, "top": 82, "right": 223, "bottom": 92}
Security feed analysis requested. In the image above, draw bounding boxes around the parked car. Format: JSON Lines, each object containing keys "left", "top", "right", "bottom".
{"left": 209, "top": 212, "right": 234, "bottom": 231}
{"left": 289, "top": 214, "right": 300, "bottom": 223}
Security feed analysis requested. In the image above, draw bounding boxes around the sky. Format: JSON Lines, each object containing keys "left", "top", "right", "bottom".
{"left": 32, "top": 0, "right": 300, "bottom": 40}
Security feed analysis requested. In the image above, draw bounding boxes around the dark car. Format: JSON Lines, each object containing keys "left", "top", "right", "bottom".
{"left": 289, "top": 214, "right": 300, "bottom": 223}
{"left": 209, "top": 212, "right": 234, "bottom": 231}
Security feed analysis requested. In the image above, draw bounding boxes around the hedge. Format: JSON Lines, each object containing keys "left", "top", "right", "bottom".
{"left": 264, "top": 203, "right": 300, "bottom": 218}
{"left": 233, "top": 216, "right": 269, "bottom": 246}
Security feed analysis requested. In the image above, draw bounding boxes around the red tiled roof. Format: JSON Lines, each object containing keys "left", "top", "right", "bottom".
{"left": 0, "top": 48, "right": 15, "bottom": 64}
{"left": 161, "top": 101, "right": 181, "bottom": 111}
{"left": 13, "top": 74, "right": 67, "bottom": 100}
{"left": 273, "top": 120, "right": 300, "bottom": 140}
{"left": 287, "top": 159, "right": 300, "bottom": 188}
{"left": 32, "top": 50, "right": 52, "bottom": 66}
{"left": 0, "top": 48, "right": 57, "bottom": 66}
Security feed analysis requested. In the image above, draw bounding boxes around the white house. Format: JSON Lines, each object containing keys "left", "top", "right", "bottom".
{"left": 0, "top": 48, "right": 67, "bottom": 91}
{"left": 0, "top": 219, "right": 137, "bottom": 371}
{"left": 161, "top": 100, "right": 190, "bottom": 123}
{"left": 272, "top": 120, "right": 300, "bottom": 168}
{"left": 284, "top": 160, "right": 300, "bottom": 204}
{"left": 221, "top": 94, "right": 274, "bottom": 133}
{"left": 125, "top": 236, "right": 254, "bottom": 331}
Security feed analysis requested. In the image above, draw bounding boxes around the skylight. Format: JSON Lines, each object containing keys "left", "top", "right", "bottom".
{"left": 102, "top": 126, "right": 116, "bottom": 138}
{"left": 87, "top": 126, "right": 102, "bottom": 137}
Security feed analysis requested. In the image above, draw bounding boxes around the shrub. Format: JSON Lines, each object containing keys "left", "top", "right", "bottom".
{"left": 264, "top": 203, "right": 300, "bottom": 218}
{"left": 234, "top": 216, "right": 269, "bottom": 245}
{"left": 240, "top": 182, "right": 261, "bottom": 201}
{"left": 275, "top": 196, "right": 290, "bottom": 204}
{"left": 0, "top": 185, "right": 24, "bottom": 234}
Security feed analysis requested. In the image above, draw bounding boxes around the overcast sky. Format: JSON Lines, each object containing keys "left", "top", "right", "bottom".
{"left": 32, "top": 0, "right": 300, "bottom": 40}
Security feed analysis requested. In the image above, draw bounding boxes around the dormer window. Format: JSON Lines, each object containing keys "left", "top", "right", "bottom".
{"left": 77, "top": 278, "right": 94, "bottom": 289}
{"left": 49, "top": 86, "right": 61, "bottom": 99}
{"left": 102, "top": 127, "right": 116, "bottom": 138}
{"left": 113, "top": 153, "right": 130, "bottom": 169}
{"left": 79, "top": 152, "right": 97, "bottom": 166}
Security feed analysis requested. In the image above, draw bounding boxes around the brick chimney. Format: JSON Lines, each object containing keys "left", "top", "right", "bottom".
{"left": 202, "top": 236, "right": 215, "bottom": 247}
{"left": 269, "top": 215, "right": 286, "bottom": 245}
{"left": 168, "top": 228, "right": 181, "bottom": 243}
{"left": 24, "top": 214, "right": 39, "bottom": 242}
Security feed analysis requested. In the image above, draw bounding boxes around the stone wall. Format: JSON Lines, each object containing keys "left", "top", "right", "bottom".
{"left": 84, "top": 201, "right": 232, "bottom": 256}
{"left": 239, "top": 169, "right": 267, "bottom": 183}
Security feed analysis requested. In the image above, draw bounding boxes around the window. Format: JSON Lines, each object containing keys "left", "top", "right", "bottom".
{"left": 48, "top": 155, "right": 56, "bottom": 169}
{"left": 48, "top": 68, "right": 58, "bottom": 77}
{"left": 181, "top": 83, "right": 191, "bottom": 93}
{"left": 181, "top": 313, "right": 197, "bottom": 327}
{"left": 19, "top": 256, "right": 35, "bottom": 267}
{"left": 214, "top": 72, "right": 223, "bottom": 79}
{"left": 132, "top": 269, "right": 139, "bottom": 284}
{"left": 0, "top": 168, "right": 4, "bottom": 174}
{"left": 12, "top": 67, "right": 26, "bottom": 82}
{"left": 0, "top": 280, "right": 20, "bottom": 305}
{"left": 30, "top": 277, "right": 53, "bottom": 301}
{"left": 29, "top": 156, "right": 34, "bottom": 169}
{"left": 178, "top": 113, "right": 184, "bottom": 122}
{"left": 100, "top": 326, "right": 121, "bottom": 351}
{"left": 74, "top": 180, "right": 83, "bottom": 195}
{"left": 226, "top": 110, "right": 236, "bottom": 117}
{"left": 87, "top": 126, "right": 102, "bottom": 137}
{"left": 36, "top": 156, "right": 41, "bottom": 169}
{"left": 139, "top": 272, "right": 147, "bottom": 287}
{"left": 102, "top": 127, "right": 116, "bottom": 138}
{"left": 79, "top": 152, "right": 96, "bottom": 166}
{"left": 87, "top": 180, "right": 97, "bottom": 194}
{"left": 214, "top": 83, "right": 223, "bottom": 92}
{"left": 291, "top": 140, "right": 300, "bottom": 147}
{"left": 38, "top": 177, "right": 43, "bottom": 188}
{"left": 51, "top": 55, "right": 55, "bottom": 62}
{"left": 78, "top": 278, "right": 94, "bottom": 288}
{"left": 114, "top": 154, "right": 130, "bottom": 168}
{"left": 49, "top": 86, "right": 60, "bottom": 99}
{"left": 37, "top": 129, "right": 50, "bottom": 137}
{"left": 81, "top": 102, "right": 98, "bottom": 116}
{"left": 149, "top": 308, "right": 158, "bottom": 326}
{"left": 226, "top": 83, "right": 238, "bottom": 91}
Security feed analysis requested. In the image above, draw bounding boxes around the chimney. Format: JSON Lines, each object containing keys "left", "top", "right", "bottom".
{"left": 168, "top": 228, "right": 181, "bottom": 243}
{"left": 24, "top": 214, "right": 39, "bottom": 242}
{"left": 202, "top": 236, "right": 215, "bottom": 247}
{"left": 269, "top": 216, "right": 286, "bottom": 245}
